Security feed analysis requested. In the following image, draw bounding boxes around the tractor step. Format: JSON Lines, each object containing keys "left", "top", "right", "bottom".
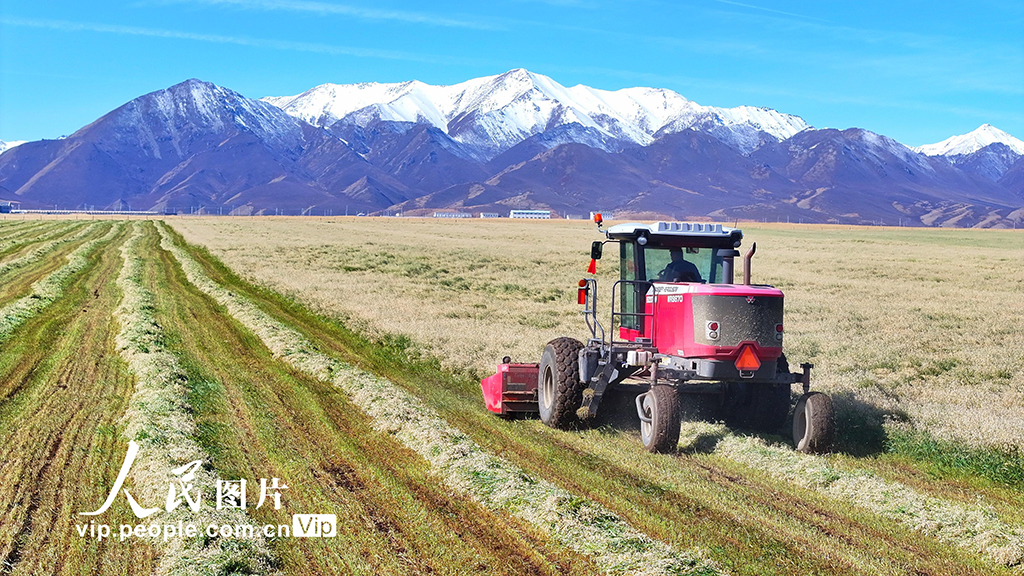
{"left": 481, "top": 363, "right": 540, "bottom": 415}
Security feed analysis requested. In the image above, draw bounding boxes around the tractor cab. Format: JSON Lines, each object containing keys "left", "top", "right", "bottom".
{"left": 603, "top": 222, "right": 743, "bottom": 343}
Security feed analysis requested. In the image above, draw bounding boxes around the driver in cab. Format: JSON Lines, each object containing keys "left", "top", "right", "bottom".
{"left": 659, "top": 248, "right": 702, "bottom": 283}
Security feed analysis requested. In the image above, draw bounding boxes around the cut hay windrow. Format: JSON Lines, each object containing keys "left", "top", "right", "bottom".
{"left": 114, "top": 223, "right": 278, "bottom": 576}
{"left": 156, "top": 222, "right": 722, "bottom": 576}
{"left": 0, "top": 223, "right": 119, "bottom": 343}
{"left": 0, "top": 221, "right": 59, "bottom": 248}
{"left": 0, "top": 222, "right": 92, "bottom": 277}
{"left": 0, "top": 220, "right": 51, "bottom": 243}
{"left": 676, "top": 421, "right": 1024, "bottom": 569}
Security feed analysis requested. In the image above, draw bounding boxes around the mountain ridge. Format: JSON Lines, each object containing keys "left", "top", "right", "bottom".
{"left": 0, "top": 75, "right": 1021, "bottom": 227}
{"left": 262, "top": 68, "right": 811, "bottom": 159}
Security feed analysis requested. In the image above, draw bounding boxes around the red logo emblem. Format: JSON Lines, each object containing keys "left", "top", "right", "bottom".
{"left": 746, "top": 296, "right": 755, "bottom": 304}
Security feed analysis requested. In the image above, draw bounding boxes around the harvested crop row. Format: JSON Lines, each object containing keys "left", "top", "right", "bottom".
{"left": 677, "top": 420, "right": 1024, "bottom": 569}
{"left": 0, "top": 223, "right": 118, "bottom": 343}
{"left": 156, "top": 222, "right": 720, "bottom": 576}
{"left": 0, "top": 222, "right": 92, "bottom": 278}
{"left": 0, "top": 221, "right": 65, "bottom": 255}
{"left": 0, "top": 221, "right": 50, "bottom": 243}
{"left": 113, "top": 223, "right": 278, "bottom": 576}
{"left": 0, "top": 221, "right": 157, "bottom": 575}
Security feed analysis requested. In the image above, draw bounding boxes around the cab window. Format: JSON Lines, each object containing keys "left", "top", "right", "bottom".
{"left": 644, "top": 247, "right": 721, "bottom": 283}
{"left": 619, "top": 241, "right": 640, "bottom": 330}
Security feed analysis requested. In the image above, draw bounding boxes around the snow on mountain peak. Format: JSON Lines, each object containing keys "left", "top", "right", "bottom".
{"left": 0, "top": 140, "right": 27, "bottom": 155}
{"left": 914, "top": 124, "right": 1024, "bottom": 157}
{"left": 107, "top": 79, "right": 306, "bottom": 155}
{"left": 261, "top": 69, "right": 812, "bottom": 157}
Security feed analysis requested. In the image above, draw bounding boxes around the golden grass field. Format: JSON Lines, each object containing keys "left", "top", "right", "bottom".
{"left": 170, "top": 216, "right": 1024, "bottom": 452}
{"left": 1, "top": 215, "right": 1022, "bottom": 575}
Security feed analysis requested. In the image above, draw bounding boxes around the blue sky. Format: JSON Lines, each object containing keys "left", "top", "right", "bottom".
{"left": 1, "top": 0, "right": 1022, "bottom": 146}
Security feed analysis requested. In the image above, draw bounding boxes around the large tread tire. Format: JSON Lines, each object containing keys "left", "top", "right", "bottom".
{"left": 538, "top": 337, "right": 585, "bottom": 429}
{"left": 793, "top": 391, "right": 835, "bottom": 454}
{"left": 639, "top": 386, "right": 681, "bottom": 454}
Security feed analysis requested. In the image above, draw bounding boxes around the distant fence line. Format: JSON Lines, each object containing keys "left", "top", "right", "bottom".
{"left": 9, "top": 210, "right": 159, "bottom": 215}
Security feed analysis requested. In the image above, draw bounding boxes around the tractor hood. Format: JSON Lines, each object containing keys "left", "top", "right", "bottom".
{"left": 643, "top": 282, "right": 784, "bottom": 360}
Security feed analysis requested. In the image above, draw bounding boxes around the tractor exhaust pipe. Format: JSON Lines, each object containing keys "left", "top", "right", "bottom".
{"left": 743, "top": 242, "right": 756, "bottom": 285}
{"left": 717, "top": 249, "right": 740, "bottom": 284}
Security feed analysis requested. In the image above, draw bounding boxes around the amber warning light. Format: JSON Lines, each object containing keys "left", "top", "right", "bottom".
{"left": 593, "top": 213, "right": 603, "bottom": 224}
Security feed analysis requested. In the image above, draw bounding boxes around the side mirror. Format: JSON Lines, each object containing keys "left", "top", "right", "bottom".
{"left": 591, "top": 241, "right": 603, "bottom": 260}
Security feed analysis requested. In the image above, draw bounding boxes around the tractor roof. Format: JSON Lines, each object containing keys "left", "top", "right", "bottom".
{"left": 606, "top": 222, "right": 743, "bottom": 248}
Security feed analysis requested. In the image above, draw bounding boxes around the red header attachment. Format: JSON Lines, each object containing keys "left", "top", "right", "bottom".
{"left": 734, "top": 345, "right": 762, "bottom": 371}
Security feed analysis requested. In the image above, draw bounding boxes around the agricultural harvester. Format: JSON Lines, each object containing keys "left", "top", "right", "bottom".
{"left": 481, "top": 217, "right": 835, "bottom": 454}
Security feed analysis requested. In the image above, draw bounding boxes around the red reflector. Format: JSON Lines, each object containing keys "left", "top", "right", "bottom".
{"left": 709, "top": 322, "right": 719, "bottom": 331}
{"left": 587, "top": 259, "right": 597, "bottom": 274}
{"left": 577, "top": 287, "right": 587, "bottom": 304}
{"left": 776, "top": 324, "right": 784, "bottom": 332}
{"left": 735, "top": 345, "right": 761, "bottom": 371}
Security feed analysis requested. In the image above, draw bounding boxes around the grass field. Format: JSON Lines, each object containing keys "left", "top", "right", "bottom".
{"left": 170, "top": 217, "right": 1024, "bottom": 453}
{"left": 0, "top": 215, "right": 1021, "bottom": 575}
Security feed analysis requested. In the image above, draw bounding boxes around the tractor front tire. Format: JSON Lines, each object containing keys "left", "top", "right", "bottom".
{"left": 639, "top": 386, "right": 681, "bottom": 454}
{"left": 793, "top": 392, "right": 835, "bottom": 453}
{"left": 538, "top": 337, "right": 585, "bottom": 429}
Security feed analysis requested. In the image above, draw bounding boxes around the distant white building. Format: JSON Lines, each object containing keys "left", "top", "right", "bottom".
{"left": 509, "top": 209, "right": 551, "bottom": 219}
{"left": 479, "top": 212, "right": 501, "bottom": 218}
{"left": 433, "top": 212, "right": 472, "bottom": 218}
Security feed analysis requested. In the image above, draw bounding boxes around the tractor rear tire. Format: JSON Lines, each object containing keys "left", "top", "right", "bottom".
{"left": 639, "top": 386, "right": 681, "bottom": 454}
{"left": 538, "top": 337, "right": 585, "bottom": 430}
{"left": 793, "top": 392, "right": 835, "bottom": 454}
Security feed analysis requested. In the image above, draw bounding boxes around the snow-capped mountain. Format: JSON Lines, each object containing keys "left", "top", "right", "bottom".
{"left": 0, "top": 140, "right": 27, "bottom": 155}
{"left": 2, "top": 76, "right": 1021, "bottom": 227}
{"left": 915, "top": 124, "right": 1024, "bottom": 156}
{"left": 0, "top": 79, "right": 408, "bottom": 213}
{"left": 103, "top": 78, "right": 308, "bottom": 156}
{"left": 263, "top": 68, "right": 811, "bottom": 158}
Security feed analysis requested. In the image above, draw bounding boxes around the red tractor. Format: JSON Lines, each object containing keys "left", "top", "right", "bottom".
{"left": 481, "top": 218, "right": 835, "bottom": 454}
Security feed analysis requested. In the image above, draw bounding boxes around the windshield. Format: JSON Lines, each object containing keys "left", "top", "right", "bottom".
{"left": 644, "top": 246, "right": 721, "bottom": 284}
